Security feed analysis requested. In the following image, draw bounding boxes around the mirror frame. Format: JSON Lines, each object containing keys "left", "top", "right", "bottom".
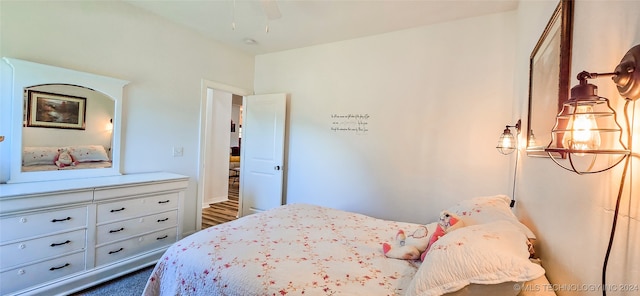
{"left": 3, "top": 58, "right": 128, "bottom": 183}
{"left": 525, "top": 0, "right": 573, "bottom": 158}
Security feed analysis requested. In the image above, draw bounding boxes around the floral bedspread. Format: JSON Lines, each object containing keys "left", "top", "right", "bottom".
{"left": 143, "top": 203, "right": 423, "bottom": 296}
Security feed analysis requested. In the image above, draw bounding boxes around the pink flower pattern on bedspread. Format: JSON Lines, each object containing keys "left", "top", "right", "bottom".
{"left": 143, "top": 204, "right": 422, "bottom": 296}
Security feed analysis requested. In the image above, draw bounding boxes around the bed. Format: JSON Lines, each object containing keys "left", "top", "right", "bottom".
{"left": 143, "top": 195, "right": 554, "bottom": 296}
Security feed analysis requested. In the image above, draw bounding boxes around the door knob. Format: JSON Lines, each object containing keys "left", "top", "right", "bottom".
{"left": 274, "top": 165, "right": 281, "bottom": 170}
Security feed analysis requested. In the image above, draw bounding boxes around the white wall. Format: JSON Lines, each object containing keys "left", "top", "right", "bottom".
{"left": 205, "top": 89, "right": 232, "bottom": 205}
{"left": 0, "top": 1, "right": 255, "bottom": 234}
{"left": 513, "top": 1, "right": 640, "bottom": 295}
{"left": 254, "top": 11, "right": 518, "bottom": 224}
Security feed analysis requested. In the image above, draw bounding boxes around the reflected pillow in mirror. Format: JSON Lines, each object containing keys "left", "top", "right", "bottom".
{"left": 68, "top": 145, "right": 110, "bottom": 162}
{"left": 23, "top": 146, "right": 59, "bottom": 166}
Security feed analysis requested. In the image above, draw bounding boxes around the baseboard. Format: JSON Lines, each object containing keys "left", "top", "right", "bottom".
{"left": 202, "top": 195, "right": 228, "bottom": 208}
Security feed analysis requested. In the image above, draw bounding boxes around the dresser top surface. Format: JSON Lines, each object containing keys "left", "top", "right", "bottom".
{"left": 0, "top": 172, "right": 189, "bottom": 198}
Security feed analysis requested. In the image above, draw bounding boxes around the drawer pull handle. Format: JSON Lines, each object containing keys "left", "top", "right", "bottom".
{"left": 157, "top": 218, "right": 169, "bottom": 222}
{"left": 158, "top": 200, "right": 171, "bottom": 204}
{"left": 110, "top": 207, "right": 126, "bottom": 213}
{"left": 108, "top": 247, "right": 124, "bottom": 254}
{"left": 51, "top": 217, "right": 71, "bottom": 223}
{"left": 109, "top": 227, "right": 125, "bottom": 233}
{"left": 156, "top": 235, "right": 169, "bottom": 240}
{"left": 50, "top": 240, "right": 71, "bottom": 247}
{"left": 49, "top": 263, "right": 70, "bottom": 271}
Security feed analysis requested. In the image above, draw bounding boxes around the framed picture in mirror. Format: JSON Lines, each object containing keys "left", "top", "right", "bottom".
{"left": 526, "top": 0, "right": 573, "bottom": 158}
{"left": 26, "top": 90, "right": 87, "bottom": 130}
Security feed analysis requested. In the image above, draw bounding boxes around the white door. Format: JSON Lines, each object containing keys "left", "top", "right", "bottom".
{"left": 239, "top": 93, "right": 287, "bottom": 216}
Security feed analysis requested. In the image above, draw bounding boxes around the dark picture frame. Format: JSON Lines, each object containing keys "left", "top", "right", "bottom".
{"left": 526, "top": 0, "right": 573, "bottom": 158}
{"left": 26, "top": 90, "right": 86, "bottom": 130}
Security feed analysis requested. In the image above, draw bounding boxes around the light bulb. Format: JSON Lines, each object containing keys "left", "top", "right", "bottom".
{"left": 528, "top": 130, "right": 537, "bottom": 147}
{"left": 501, "top": 134, "right": 514, "bottom": 148}
{"left": 496, "top": 128, "right": 516, "bottom": 155}
{"left": 563, "top": 105, "right": 600, "bottom": 155}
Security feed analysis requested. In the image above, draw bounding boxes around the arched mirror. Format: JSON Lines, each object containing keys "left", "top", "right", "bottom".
{"left": 2, "top": 58, "right": 128, "bottom": 183}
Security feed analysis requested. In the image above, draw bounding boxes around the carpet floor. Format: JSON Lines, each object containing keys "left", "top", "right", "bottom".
{"left": 70, "top": 265, "right": 154, "bottom": 296}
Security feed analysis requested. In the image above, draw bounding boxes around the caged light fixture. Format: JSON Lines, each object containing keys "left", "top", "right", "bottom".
{"left": 544, "top": 44, "right": 639, "bottom": 296}
{"left": 496, "top": 119, "right": 521, "bottom": 155}
{"left": 545, "top": 45, "right": 639, "bottom": 173}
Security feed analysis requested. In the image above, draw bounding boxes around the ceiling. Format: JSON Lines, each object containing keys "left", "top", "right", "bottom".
{"left": 125, "top": 0, "right": 519, "bottom": 56}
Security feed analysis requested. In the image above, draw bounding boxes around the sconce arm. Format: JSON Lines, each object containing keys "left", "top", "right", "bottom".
{"left": 574, "top": 45, "right": 640, "bottom": 101}
{"left": 505, "top": 119, "right": 522, "bottom": 134}
{"left": 576, "top": 71, "right": 617, "bottom": 82}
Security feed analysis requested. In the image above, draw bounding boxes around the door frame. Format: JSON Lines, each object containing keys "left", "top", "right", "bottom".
{"left": 196, "top": 79, "right": 251, "bottom": 231}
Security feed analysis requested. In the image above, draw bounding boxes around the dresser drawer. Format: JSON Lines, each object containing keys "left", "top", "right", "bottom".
{"left": 0, "top": 207, "right": 87, "bottom": 243}
{"left": 93, "top": 179, "right": 188, "bottom": 201}
{"left": 95, "top": 227, "right": 176, "bottom": 267}
{"left": 0, "top": 190, "right": 93, "bottom": 213}
{"left": 96, "top": 193, "right": 178, "bottom": 224}
{"left": 0, "top": 251, "right": 85, "bottom": 295}
{"left": 0, "top": 229, "right": 86, "bottom": 269}
{"left": 96, "top": 210, "right": 178, "bottom": 245}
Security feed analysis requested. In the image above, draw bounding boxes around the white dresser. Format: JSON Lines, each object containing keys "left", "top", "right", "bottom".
{"left": 0, "top": 172, "right": 188, "bottom": 296}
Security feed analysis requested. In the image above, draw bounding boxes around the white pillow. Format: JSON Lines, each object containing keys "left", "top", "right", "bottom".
{"left": 405, "top": 221, "right": 545, "bottom": 296}
{"left": 445, "top": 195, "right": 536, "bottom": 239}
{"left": 68, "top": 145, "right": 110, "bottom": 162}
{"left": 22, "top": 146, "right": 59, "bottom": 166}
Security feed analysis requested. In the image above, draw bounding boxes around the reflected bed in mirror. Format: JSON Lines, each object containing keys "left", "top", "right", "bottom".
{"left": 2, "top": 58, "right": 128, "bottom": 183}
{"left": 22, "top": 84, "right": 114, "bottom": 172}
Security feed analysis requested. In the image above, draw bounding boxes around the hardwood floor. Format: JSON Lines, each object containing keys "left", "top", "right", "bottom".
{"left": 201, "top": 181, "right": 239, "bottom": 229}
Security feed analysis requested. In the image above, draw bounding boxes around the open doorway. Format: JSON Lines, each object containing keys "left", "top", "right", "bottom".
{"left": 229, "top": 99, "right": 242, "bottom": 186}
{"left": 201, "top": 94, "right": 243, "bottom": 229}
{"left": 196, "top": 80, "right": 250, "bottom": 231}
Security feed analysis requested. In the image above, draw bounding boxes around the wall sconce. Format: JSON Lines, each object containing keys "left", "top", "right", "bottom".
{"left": 496, "top": 119, "right": 521, "bottom": 208}
{"left": 496, "top": 119, "right": 521, "bottom": 155}
{"left": 105, "top": 118, "right": 113, "bottom": 132}
{"left": 544, "top": 44, "right": 639, "bottom": 296}
{"left": 545, "top": 44, "right": 639, "bottom": 174}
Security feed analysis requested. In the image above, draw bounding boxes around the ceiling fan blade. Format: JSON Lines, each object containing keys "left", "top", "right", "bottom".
{"left": 260, "top": 0, "right": 282, "bottom": 20}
